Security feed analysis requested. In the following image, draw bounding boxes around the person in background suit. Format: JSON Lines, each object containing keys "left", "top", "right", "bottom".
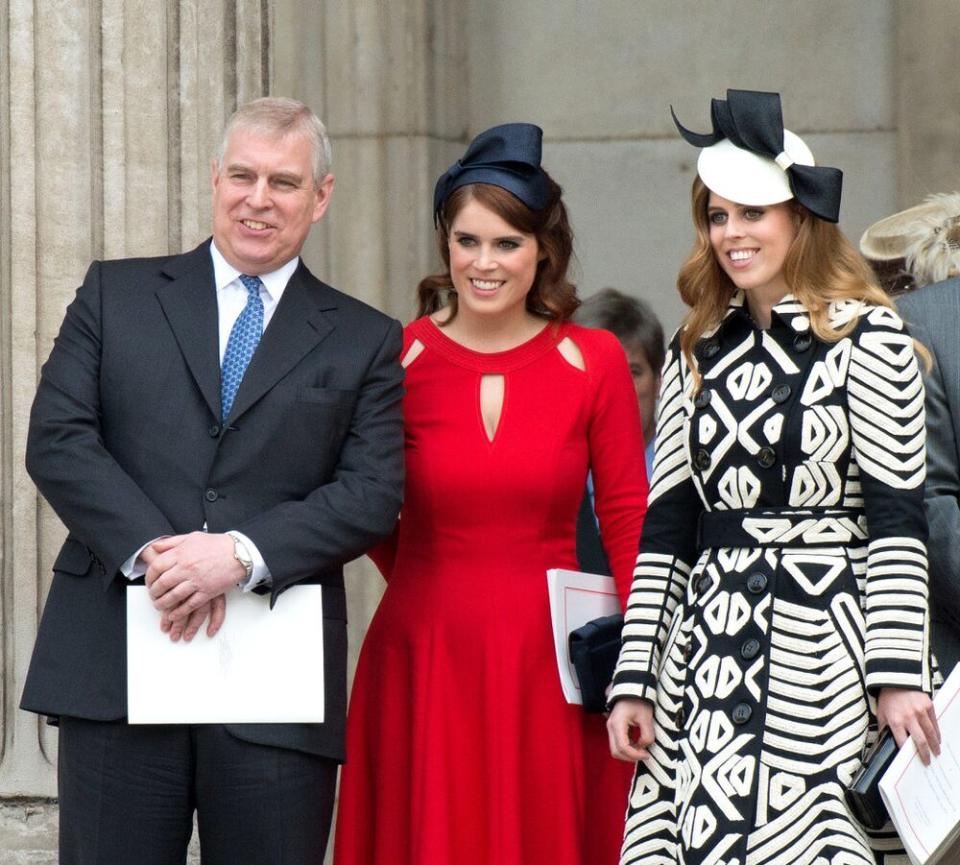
{"left": 898, "top": 280, "right": 960, "bottom": 673}
{"left": 21, "top": 97, "right": 404, "bottom": 865}
{"left": 573, "top": 288, "right": 664, "bottom": 574}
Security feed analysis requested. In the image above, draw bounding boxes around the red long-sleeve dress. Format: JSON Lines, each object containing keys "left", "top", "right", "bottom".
{"left": 334, "top": 317, "right": 648, "bottom": 865}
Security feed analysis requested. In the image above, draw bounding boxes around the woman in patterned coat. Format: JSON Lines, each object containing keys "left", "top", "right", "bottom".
{"left": 607, "top": 90, "right": 940, "bottom": 865}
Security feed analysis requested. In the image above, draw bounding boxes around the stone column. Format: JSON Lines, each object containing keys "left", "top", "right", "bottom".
{"left": 0, "top": 0, "right": 269, "bottom": 846}
{"left": 270, "top": 0, "right": 469, "bottom": 686}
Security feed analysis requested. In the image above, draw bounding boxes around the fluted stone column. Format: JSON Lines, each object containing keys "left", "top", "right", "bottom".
{"left": 1, "top": 0, "right": 269, "bottom": 857}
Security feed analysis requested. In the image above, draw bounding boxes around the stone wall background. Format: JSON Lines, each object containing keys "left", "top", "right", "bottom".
{"left": 2, "top": 0, "right": 959, "bottom": 859}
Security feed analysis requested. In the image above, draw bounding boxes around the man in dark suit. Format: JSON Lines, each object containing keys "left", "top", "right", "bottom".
{"left": 898, "top": 280, "right": 960, "bottom": 674}
{"left": 21, "top": 97, "right": 404, "bottom": 864}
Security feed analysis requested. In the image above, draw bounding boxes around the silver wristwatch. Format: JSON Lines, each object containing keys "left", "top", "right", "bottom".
{"left": 226, "top": 531, "right": 254, "bottom": 581}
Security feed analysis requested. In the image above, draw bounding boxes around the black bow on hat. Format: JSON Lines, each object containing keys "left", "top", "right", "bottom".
{"left": 672, "top": 89, "right": 843, "bottom": 223}
{"left": 433, "top": 123, "right": 549, "bottom": 224}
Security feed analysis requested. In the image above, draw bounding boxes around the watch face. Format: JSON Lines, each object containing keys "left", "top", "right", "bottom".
{"left": 230, "top": 534, "right": 253, "bottom": 572}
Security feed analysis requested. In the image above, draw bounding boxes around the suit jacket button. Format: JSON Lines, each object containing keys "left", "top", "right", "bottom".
{"left": 740, "top": 638, "right": 761, "bottom": 661}
{"left": 746, "top": 572, "right": 768, "bottom": 594}
{"left": 695, "top": 449, "right": 712, "bottom": 470}
{"left": 732, "top": 702, "right": 753, "bottom": 725}
{"left": 771, "top": 384, "right": 791, "bottom": 404}
{"left": 694, "top": 389, "right": 712, "bottom": 409}
{"left": 208, "top": 424, "right": 221, "bottom": 437}
{"left": 756, "top": 446, "right": 776, "bottom": 468}
{"left": 205, "top": 489, "right": 219, "bottom": 502}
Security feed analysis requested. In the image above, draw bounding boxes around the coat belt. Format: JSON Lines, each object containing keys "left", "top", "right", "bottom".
{"left": 697, "top": 507, "right": 868, "bottom": 549}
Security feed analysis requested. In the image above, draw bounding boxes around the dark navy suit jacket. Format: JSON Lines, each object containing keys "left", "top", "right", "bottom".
{"left": 21, "top": 240, "right": 405, "bottom": 759}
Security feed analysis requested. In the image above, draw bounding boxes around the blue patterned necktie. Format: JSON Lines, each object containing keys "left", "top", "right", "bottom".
{"left": 220, "top": 274, "right": 264, "bottom": 420}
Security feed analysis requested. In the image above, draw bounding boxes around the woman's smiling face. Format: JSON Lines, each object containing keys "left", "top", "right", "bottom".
{"left": 707, "top": 191, "right": 798, "bottom": 308}
{"left": 447, "top": 197, "right": 541, "bottom": 326}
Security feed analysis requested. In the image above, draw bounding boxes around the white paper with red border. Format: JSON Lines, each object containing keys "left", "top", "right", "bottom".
{"left": 546, "top": 568, "right": 621, "bottom": 705}
{"left": 879, "top": 663, "right": 960, "bottom": 865}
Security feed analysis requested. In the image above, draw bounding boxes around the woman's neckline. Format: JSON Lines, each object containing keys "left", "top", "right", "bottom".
{"left": 413, "top": 316, "right": 564, "bottom": 371}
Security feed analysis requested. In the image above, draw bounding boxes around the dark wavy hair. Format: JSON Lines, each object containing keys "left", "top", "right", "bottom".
{"left": 417, "top": 176, "right": 579, "bottom": 322}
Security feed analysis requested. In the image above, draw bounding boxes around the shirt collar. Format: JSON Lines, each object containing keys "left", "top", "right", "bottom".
{"left": 209, "top": 241, "right": 300, "bottom": 303}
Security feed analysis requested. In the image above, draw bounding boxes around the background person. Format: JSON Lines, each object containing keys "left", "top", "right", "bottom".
{"left": 898, "top": 280, "right": 960, "bottom": 674}
{"left": 573, "top": 288, "right": 664, "bottom": 574}
{"left": 334, "top": 123, "right": 647, "bottom": 865}
{"left": 607, "top": 90, "right": 939, "bottom": 865}
{"left": 20, "top": 97, "right": 404, "bottom": 865}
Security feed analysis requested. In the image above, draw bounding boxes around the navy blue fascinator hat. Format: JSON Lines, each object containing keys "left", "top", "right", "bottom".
{"left": 433, "top": 123, "right": 550, "bottom": 224}
{"left": 672, "top": 89, "right": 843, "bottom": 223}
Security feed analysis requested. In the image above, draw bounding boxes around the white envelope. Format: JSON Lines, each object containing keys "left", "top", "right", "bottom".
{"left": 127, "top": 584, "right": 324, "bottom": 724}
{"left": 546, "top": 568, "right": 621, "bottom": 704}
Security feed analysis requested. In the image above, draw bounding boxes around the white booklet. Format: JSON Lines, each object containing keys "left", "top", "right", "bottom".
{"left": 127, "top": 584, "right": 324, "bottom": 724}
{"left": 546, "top": 568, "right": 621, "bottom": 705}
{"left": 879, "top": 663, "right": 960, "bottom": 865}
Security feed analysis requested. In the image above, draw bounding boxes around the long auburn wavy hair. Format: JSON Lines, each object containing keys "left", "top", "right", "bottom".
{"left": 417, "top": 177, "right": 579, "bottom": 323}
{"left": 678, "top": 177, "right": 923, "bottom": 387}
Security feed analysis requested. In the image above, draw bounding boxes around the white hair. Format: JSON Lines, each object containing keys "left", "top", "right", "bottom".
{"left": 217, "top": 97, "right": 332, "bottom": 186}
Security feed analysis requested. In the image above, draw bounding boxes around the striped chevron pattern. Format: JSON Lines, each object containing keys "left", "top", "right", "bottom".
{"left": 611, "top": 293, "right": 931, "bottom": 865}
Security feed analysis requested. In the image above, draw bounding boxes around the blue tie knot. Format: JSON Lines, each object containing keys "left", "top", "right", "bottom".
{"left": 239, "top": 273, "right": 263, "bottom": 297}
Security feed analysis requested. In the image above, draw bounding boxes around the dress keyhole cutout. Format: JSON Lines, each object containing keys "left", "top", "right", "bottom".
{"left": 401, "top": 339, "right": 425, "bottom": 369}
{"left": 480, "top": 374, "right": 505, "bottom": 442}
{"left": 557, "top": 337, "right": 585, "bottom": 371}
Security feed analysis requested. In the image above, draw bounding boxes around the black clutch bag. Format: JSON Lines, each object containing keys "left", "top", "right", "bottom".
{"left": 568, "top": 613, "right": 624, "bottom": 714}
{"left": 844, "top": 730, "right": 897, "bottom": 830}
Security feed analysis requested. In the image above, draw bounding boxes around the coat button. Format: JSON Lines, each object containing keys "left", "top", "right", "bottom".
{"left": 208, "top": 424, "right": 221, "bottom": 437}
{"left": 683, "top": 641, "right": 693, "bottom": 662}
{"left": 793, "top": 333, "right": 812, "bottom": 353}
{"left": 205, "top": 489, "right": 219, "bottom": 502}
{"left": 771, "top": 384, "right": 791, "bottom": 404}
{"left": 700, "top": 339, "right": 720, "bottom": 359}
{"left": 694, "top": 389, "right": 712, "bottom": 409}
{"left": 741, "top": 638, "right": 761, "bottom": 661}
{"left": 698, "top": 574, "right": 714, "bottom": 595}
{"left": 746, "top": 572, "right": 768, "bottom": 594}
{"left": 756, "top": 447, "right": 776, "bottom": 468}
{"left": 732, "top": 702, "right": 753, "bottom": 725}
{"left": 676, "top": 707, "right": 686, "bottom": 727}
{"left": 695, "top": 449, "right": 712, "bottom": 470}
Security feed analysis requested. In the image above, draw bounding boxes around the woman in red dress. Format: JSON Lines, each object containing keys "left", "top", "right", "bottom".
{"left": 334, "top": 123, "right": 648, "bottom": 865}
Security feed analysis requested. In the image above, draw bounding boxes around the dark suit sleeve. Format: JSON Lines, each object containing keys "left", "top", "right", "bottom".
{"left": 239, "top": 318, "right": 405, "bottom": 601}
{"left": 26, "top": 261, "right": 176, "bottom": 581}
{"left": 907, "top": 316, "right": 960, "bottom": 637}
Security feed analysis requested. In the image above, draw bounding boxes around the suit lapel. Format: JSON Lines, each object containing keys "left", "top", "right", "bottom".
{"left": 155, "top": 242, "right": 222, "bottom": 421}
{"left": 226, "top": 261, "right": 336, "bottom": 423}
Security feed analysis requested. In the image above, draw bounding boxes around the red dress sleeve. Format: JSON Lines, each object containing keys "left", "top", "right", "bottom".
{"left": 365, "top": 323, "right": 420, "bottom": 580}
{"left": 578, "top": 326, "right": 649, "bottom": 607}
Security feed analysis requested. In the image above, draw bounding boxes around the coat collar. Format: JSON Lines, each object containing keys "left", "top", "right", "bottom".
{"left": 155, "top": 240, "right": 337, "bottom": 423}
{"left": 707, "top": 290, "right": 813, "bottom": 339}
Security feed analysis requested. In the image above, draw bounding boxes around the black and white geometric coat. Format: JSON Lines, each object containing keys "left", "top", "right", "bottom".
{"left": 609, "top": 292, "right": 934, "bottom": 865}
